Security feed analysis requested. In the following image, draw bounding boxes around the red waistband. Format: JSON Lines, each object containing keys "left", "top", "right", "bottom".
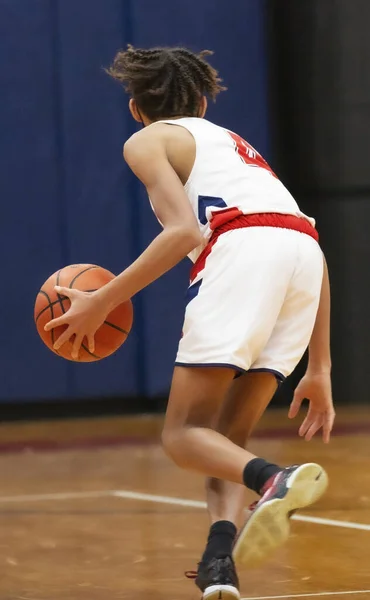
{"left": 190, "top": 212, "right": 319, "bottom": 283}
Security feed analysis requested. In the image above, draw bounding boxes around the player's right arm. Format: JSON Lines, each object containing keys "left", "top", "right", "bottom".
{"left": 288, "top": 254, "right": 335, "bottom": 443}
{"left": 95, "top": 126, "right": 201, "bottom": 311}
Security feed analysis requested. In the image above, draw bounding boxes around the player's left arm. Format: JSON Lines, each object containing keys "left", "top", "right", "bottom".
{"left": 97, "top": 129, "right": 201, "bottom": 310}
{"left": 288, "top": 254, "right": 335, "bottom": 443}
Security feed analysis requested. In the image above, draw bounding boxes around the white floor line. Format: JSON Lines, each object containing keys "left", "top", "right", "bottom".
{"left": 292, "top": 513, "right": 370, "bottom": 531}
{"left": 0, "top": 490, "right": 114, "bottom": 503}
{"left": 0, "top": 489, "right": 369, "bottom": 534}
{"left": 113, "top": 490, "right": 370, "bottom": 532}
{"left": 241, "top": 590, "right": 370, "bottom": 599}
{"left": 113, "top": 490, "right": 206, "bottom": 508}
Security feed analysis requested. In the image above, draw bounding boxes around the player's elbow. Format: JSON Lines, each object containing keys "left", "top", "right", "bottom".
{"left": 163, "top": 223, "right": 201, "bottom": 254}
{"left": 175, "top": 226, "right": 202, "bottom": 252}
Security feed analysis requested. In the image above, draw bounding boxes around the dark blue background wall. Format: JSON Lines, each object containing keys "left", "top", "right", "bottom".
{"left": 0, "top": 0, "right": 269, "bottom": 402}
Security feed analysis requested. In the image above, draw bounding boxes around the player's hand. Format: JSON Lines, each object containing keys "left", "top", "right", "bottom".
{"left": 288, "top": 371, "right": 335, "bottom": 443}
{"left": 44, "top": 286, "right": 109, "bottom": 360}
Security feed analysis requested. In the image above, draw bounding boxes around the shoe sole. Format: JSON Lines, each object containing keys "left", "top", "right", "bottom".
{"left": 233, "top": 462, "right": 328, "bottom": 568}
{"left": 203, "top": 584, "right": 240, "bottom": 600}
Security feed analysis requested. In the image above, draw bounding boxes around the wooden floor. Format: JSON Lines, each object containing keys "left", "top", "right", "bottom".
{"left": 0, "top": 407, "right": 369, "bottom": 600}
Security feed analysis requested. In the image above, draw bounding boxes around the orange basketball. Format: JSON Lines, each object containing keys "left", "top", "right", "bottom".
{"left": 34, "top": 264, "right": 133, "bottom": 362}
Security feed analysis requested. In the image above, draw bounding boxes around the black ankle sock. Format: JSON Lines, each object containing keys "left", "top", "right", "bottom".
{"left": 243, "top": 458, "right": 282, "bottom": 495}
{"left": 201, "top": 520, "right": 237, "bottom": 562}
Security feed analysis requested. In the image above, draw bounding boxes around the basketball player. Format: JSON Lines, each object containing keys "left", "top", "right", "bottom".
{"left": 45, "top": 47, "right": 334, "bottom": 600}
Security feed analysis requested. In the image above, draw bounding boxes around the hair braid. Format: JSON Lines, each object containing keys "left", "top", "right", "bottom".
{"left": 106, "top": 45, "right": 226, "bottom": 120}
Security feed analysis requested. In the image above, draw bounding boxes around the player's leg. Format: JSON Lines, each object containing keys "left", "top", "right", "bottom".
{"left": 196, "top": 372, "right": 278, "bottom": 593}
{"left": 205, "top": 372, "right": 278, "bottom": 528}
{"left": 203, "top": 372, "right": 277, "bottom": 550}
{"left": 163, "top": 366, "right": 283, "bottom": 600}
{"left": 164, "top": 365, "right": 326, "bottom": 599}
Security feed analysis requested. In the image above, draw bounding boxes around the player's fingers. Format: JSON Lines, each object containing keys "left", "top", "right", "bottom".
{"left": 44, "top": 315, "right": 68, "bottom": 332}
{"left": 323, "top": 410, "right": 335, "bottom": 444}
{"left": 298, "top": 408, "right": 315, "bottom": 437}
{"left": 71, "top": 333, "right": 84, "bottom": 360}
{"left": 322, "top": 420, "right": 331, "bottom": 444}
{"left": 87, "top": 333, "right": 95, "bottom": 354}
{"left": 288, "top": 391, "right": 303, "bottom": 419}
{"left": 54, "top": 285, "right": 73, "bottom": 298}
{"left": 53, "top": 326, "right": 74, "bottom": 350}
{"left": 299, "top": 419, "right": 311, "bottom": 438}
{"left": 304, "top": 417, "right": 323, "bottom": 442}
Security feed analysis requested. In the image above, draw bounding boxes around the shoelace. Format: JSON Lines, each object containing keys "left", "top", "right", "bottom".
{"left": 185, "top": 570, "right": 198, "bottom": 579}
{"left": 185, "top": 557, "right": 234, "bottom": 581}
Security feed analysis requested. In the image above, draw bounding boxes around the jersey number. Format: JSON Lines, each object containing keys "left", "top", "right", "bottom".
{"left": 228, "top": 131, "right": 277, "bottom": 178}
{"left": 198, "top": 195, "right": 227, "bottom": 225}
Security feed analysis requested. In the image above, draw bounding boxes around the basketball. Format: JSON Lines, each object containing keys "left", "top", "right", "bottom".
{"left": 34, "top": 264, "right": 133, "bottom": 362}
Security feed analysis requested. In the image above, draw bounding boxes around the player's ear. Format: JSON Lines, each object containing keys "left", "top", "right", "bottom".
{"left": 129, "top": 99, "right": 143, "bottom": 123}
{"left": 198, "top": 96, "right": 208, "bottom": 118}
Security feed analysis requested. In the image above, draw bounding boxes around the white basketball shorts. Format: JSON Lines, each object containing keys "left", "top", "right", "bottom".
{"left": 175, "top": 227, "right": 323, "bottom": 381}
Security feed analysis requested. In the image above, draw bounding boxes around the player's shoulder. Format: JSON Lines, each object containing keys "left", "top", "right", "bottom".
{"left": 123, "top": 122, "right": 193, "bottom": 163}
{"left": 123, "top": 125, "right": 166, "bottom": 165}
{"left": 124, "top": 122, "right": 173, "bottom": 150}
{"left": 125, "top": 121, "right": 183, "bottom": 144}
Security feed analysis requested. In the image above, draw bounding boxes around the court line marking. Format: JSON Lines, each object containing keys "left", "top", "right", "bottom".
{"left": 0, "top": 491, "right": 112, "bottom": 502}
{"left": 112, "top": 490, "right": 370, "bottom": 532}
{"left": 0, "top": 489, "right": 369, "bottom": 533}
{"left": 241, "top": 591, "right": 370, "bottom": 599}
{"left": 113, "top": 490, "right": 206, "bottom": 509}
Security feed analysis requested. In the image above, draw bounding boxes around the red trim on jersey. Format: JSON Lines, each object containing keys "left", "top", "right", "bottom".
{"left": 190, "top": 212, "right": 319, "bottom": 283}
{"left": 209, "top": 207, "right": 244, "bottom": 231}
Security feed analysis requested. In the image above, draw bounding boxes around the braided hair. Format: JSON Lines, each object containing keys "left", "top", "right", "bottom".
{"left": 106, "top": 45, "right": 226, "bottom": 120}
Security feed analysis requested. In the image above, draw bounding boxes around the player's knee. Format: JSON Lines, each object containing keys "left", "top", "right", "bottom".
{"left": 162, "top": 427, "right": 181, "bottom": 463}
{"left": 161, "top": 427, "right": 172, "bottom": 455}
{"left": 161, "top": 426, "right": 189, "bottom": 468}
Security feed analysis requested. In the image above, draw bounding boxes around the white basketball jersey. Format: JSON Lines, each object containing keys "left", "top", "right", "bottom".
{"left": 158, "top": 117, "right": 315, "bottom": 263}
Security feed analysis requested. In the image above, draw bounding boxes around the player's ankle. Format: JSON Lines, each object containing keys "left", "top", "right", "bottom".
{"left": 201, "top": 520, "right": 237, "bottom": 563}
{"left": 243, "top": 458, "right": 282, "bottom": 495}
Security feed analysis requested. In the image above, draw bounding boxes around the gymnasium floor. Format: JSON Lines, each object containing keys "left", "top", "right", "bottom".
{"left": 0, "top": 407, "right": 369, "bottom": 600}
